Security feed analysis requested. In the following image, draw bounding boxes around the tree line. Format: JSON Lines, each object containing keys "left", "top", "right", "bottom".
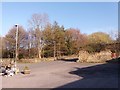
{"left": 1, "top": 13, "right": 120, "bottom": 59}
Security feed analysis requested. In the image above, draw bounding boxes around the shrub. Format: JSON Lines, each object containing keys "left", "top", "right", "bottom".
{"left": 24, "top": 66, "right": 29, "bottom": 70}
{"left": 18, "top": 53, "right": 24, "bottom": 59}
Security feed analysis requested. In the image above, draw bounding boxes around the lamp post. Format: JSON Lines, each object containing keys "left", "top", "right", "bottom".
{"left": 15, "top": 24, "right": 18, "bottom": 63}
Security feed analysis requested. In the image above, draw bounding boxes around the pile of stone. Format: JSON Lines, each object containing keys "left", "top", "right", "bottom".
{"left": 97, "top": 50, "right": 112, "bottom": 61}
{"left": 77, "top": 51, "right": 89, "bottom": 63}
{"left": 77, "top": 50, "right": 112, "bottom": 63}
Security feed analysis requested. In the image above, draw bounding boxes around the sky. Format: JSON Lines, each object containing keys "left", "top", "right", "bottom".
{"left": 1, "top": 2, "right": 118, "bottom": 36}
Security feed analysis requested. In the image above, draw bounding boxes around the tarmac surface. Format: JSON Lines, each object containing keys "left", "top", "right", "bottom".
{"left": 2, "top": 60, "right": 119, "bottom": 88}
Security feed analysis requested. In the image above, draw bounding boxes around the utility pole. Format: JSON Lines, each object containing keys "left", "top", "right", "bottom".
{"left": 28, "top": 31, "right": 31, "bottom": 58}
{"left": 15, "top": 24, "right": 18, "bottom": 62}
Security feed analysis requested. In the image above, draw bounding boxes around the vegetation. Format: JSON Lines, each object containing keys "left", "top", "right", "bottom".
{"left": 1, "top": 13, "right": 120, "bottom": 60}
{"left": 23, "top": 66, "right": 30, "bottom": 74}
{"left": 23, "top": 66, "right": 30, "bottom": 70}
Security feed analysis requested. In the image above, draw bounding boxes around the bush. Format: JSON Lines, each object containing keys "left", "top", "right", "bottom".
{"left": 23, "top": 66, "right": 30, "bottom": 74}
{"left": 24, "top": 66, "right": 29, "bottom": 70}
{"left": 18, "top": 53, "right": 24, "bottom": 59}
{"left": 83, "top": 43, "right": 105, "bottom": 54}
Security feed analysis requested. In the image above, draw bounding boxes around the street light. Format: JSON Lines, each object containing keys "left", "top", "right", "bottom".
{"left": 15, "top": 24, "right": 18, "bottom": 63}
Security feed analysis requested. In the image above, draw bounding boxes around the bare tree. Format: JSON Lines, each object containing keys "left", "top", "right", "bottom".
{"left": 0, "top": 36, "right": 4, "bottom": 58}
{"left": 28, "top": 13, "right": 49, "bottom": 58}
{"left": 5, "top": 26, "right": 27, "bottom": 59}
{"left": 109, "top": 30, "right": 118, "bottom": 41}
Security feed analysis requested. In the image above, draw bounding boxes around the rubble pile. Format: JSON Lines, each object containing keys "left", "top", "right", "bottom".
{"left": 97, "top": 50, "right": 112, "bottom": 61}
{"left": 77, "top": 50, "right": 112, "bottom": 63}
{"left": 77, "top": 51, "right": 90, "bottom": 62}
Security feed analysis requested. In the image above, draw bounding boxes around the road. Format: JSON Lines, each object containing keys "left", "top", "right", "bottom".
{"left": 2, "top": 60, "right": 119, "bottom": 88}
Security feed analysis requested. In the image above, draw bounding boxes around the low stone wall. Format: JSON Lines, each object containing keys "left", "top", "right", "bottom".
{"left": 77, "top": 50, "right": 112, "bottom": 63}
{"left": 1, "top": 58, "right": 56, "bottom": 64}
{"left": 18, "top": 58, "right": 55, "bottom": 63}
{"left": 19, "top": 59, "right": 37, "bottom": 63}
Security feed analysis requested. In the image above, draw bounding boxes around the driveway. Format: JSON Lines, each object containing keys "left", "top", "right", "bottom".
{"left": 2, "top": 60, "right": 119, "bottom": 88}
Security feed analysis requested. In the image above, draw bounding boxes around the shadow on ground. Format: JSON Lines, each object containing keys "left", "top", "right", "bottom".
{"left": 54, "top": 58, "right": 120, "bottom": 88}
{"left": 59, "top": 58, "right": 78, "bottom": 62}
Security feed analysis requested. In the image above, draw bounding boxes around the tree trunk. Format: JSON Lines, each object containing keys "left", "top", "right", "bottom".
{"left": 38, "top": 45, "right": 42, "bottom": 59}
{"left": 38, "top": 49, "right": 42, "bottom": 59}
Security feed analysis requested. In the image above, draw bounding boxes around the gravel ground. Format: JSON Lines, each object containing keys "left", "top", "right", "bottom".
{"left": 2, "top": 60, "right": 119, "bottom": 88}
